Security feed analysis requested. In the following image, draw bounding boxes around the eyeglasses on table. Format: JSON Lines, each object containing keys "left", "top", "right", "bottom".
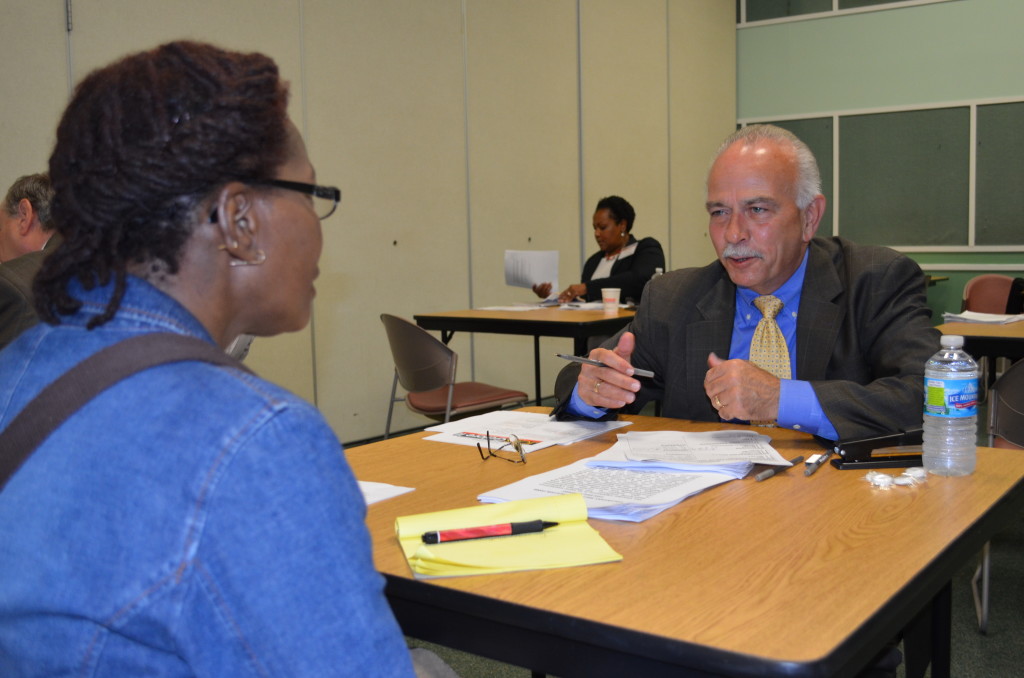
{"left": 476, "top": 431, "right": 526, "bottom": 464}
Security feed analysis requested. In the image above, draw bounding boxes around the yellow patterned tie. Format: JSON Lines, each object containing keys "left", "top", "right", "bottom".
{"left": 749, "top": 295, "right": 790, "bottom": 426}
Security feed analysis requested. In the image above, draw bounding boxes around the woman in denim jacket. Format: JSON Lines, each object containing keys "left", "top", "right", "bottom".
{"left": 0, "top": 41, "right": 453, "bottom": 678}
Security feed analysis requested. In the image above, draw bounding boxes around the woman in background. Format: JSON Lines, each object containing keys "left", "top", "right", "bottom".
{"left": 534, "top": 195, "right": 665, "bottom": 305}
{"left": 0, "top": 41, "right": 453, "bottom": 677}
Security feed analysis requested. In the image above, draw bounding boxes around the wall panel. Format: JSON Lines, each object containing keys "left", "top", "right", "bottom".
{"left": 304, "top": 0, "right": 469, "bottom": 439}
{"left": 580, "top": 0, "right": 670, "bottom": 270}
{"left": 668, "top": 0, "right": 736, "bottom": 269}
{"left": 0, "top": 1, "right": 68, "bottom": 195}
{"left": 464, "top": 0, "right": 582, "bottom": 399}
{"left": 67, "top": 0, "right": 315, "bottom": 403}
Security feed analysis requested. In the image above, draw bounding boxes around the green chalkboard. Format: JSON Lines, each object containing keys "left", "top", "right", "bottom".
{"left": 976, "top": 102, "right": 1024, "bottom": 246}
{"left": 838, "top": 108, "right": 970, "bottom": 247}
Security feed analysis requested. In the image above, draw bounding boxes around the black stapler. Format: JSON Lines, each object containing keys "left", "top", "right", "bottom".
{"left": 814, "top": 429, "right": 924, "bottom": 470}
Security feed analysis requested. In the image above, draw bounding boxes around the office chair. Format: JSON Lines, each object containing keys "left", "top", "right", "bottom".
{"left": 961, "top": 274, "right": 1015, "bottom": 314}
{"left": 971, "top": 358, "right": 1024, "bottom": 634}
{"left": 380, "top": 314, "right": 528, "bottom": 438}
{"left": 961, "top": 274, "right": 1017, "bottom": 398}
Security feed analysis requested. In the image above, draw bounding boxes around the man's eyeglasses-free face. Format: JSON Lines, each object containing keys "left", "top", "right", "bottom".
{"left": 476, "top": 431, "right": 526, "bottom": 464}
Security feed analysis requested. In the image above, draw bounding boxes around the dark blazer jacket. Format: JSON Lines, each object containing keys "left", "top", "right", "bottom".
{"left": 0, "top": 239, "right": 57, "bottom": 351}
{"left": 556, "top": 236, "right": 941, "bottom": 441}
{"left": 579, "top": 236, "right": 665, "bottom": 304}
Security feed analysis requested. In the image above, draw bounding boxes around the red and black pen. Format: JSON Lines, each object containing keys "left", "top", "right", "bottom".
{"left": 421, "top": 519, "right": 559, "bottom": 544}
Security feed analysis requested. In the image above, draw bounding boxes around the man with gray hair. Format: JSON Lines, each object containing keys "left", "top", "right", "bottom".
{"left": 0, "top": 173, "right": 55, "bottom": 263}
{"left": 553, "top": 124, "right": 940, "bottom": 443}
{"left": 0, "top": 173, "right": 57, "bottom": 349}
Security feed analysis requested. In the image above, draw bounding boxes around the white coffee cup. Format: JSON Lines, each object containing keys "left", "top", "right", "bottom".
{"left": 601, "top": 288, "right": 620, "bottom": 315}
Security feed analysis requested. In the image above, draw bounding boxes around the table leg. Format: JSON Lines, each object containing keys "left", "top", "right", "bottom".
{"left": 903, "top": 580, "right": 952, "bottom": 678}
{"left": 533, "top": 335, "right": 543, "bottom": 405}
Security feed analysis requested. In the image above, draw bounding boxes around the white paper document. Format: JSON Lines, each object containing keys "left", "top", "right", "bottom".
{"left": 504, "top": 250, "right": 558, "bottom": 290}
{"left": 358, "top": 480, "right": 414, "bottom": 505}
{"left": 587, "top": 430, "right": 789, "bottom": 478}
{"left": 477, "top": 430, "right": 790, "bottom": 522}
{"left": 425, "top": 410, "right": 631, "bottom": 453}
{"left": 478, "top": 458, "right": 732, "bottom": 522}
{"left": 942, "top": 310, "right": 1024, "bottom": 324}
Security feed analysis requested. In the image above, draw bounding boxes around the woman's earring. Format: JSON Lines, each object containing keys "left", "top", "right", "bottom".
{"left": 229, "top": 249, "right": 267, "bottom": 267}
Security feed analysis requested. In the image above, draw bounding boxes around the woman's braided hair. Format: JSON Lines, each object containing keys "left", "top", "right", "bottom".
{"left": 36, "top": 40, "right": 289, "bottom": 328}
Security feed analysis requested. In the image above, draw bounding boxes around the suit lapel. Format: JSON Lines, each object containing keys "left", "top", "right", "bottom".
{"left": 685, "top": 272, "right": 735, "bottom": 415}
{"left": 796, "top": 242, "right": 844, "bottom": 380}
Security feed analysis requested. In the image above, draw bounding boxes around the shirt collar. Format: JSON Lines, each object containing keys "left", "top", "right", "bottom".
{"left": 736, "top": 248, "right": 809, "bottom": 316}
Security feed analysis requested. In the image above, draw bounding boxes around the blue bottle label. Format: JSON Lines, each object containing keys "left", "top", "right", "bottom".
{"left": 924, "top": 376, "right": 978, "bottom": 418}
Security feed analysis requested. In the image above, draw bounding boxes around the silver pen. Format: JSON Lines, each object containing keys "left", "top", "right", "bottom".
{"left": 755, "top": 455, "right": 804, "bottom": 482}
{"left": 555, "top": 353, "right": 654, "bottom": 378}
{"left": 804, "top": 449, "right": 833, "bottom": 476}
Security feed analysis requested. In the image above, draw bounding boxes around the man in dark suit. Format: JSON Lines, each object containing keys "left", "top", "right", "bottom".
{"left": 0, "top": 237, "right": 59, "bottom": 351}
{"left": 554, "top": 124, "right": 940, "bottom": 442}
{"left": 0, "top": 174, "right": 57, "bottom": 350}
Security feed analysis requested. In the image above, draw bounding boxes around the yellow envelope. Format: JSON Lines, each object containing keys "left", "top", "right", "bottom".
{"left": 395, "top": 493, "right": 622, "bottom": 578}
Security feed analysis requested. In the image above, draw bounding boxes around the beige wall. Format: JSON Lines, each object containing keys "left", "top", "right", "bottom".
{"left": 2, "top": 0, "right": 734, "bottom": 443}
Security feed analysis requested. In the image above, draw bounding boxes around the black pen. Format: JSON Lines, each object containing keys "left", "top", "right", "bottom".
{"left": 755, "top": 455, "right": 804, "bottom": 482}
{"left": 804, "top": 450, "right": 832, "bottom": 476}
{"left": 555, "top": 353, "right": 654, "bottom": 378}
{"left": 422, "top": 520, "right": 558, "bottom": 544}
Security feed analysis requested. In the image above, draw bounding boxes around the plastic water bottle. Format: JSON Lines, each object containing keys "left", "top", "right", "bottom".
{"left": 922, "top": 335, "right": 978, "bottom": 476}
{"left": 652, "top": 267, "right": 664, "bottom": 280}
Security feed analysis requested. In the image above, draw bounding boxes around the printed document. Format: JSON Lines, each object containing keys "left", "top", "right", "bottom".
{"left": 425, "top": 410, "right": 631, "bottom": 453}
{"left": 478, "top": 430, "right": 790, "bottom": 522}
{"left": 504, "top": 250, "right": 558, "bottom": 290}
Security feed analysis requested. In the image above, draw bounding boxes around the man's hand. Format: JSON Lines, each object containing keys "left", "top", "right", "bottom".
{"left": 704, "top": 352, "right": 781, "bottom": 421}
{"left": 577, "top": 332, "right": 642, "bottom": 408}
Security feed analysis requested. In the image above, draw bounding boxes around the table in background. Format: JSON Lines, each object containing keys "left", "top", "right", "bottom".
{"left": 348, "top": 409, "right": 1024, "bottom": 678}
{"left": 937, "top": 321, "right": 1024, "bottom": 363}
{"left": 414, "top": 308, "right": 635, "bottom": 404}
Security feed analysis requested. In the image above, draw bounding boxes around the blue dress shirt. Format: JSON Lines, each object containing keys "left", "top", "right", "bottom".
{"left": 568, "top": 249, "right": 839, "bottom": 439}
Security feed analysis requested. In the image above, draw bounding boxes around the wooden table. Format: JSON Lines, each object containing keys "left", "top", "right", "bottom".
{"left": 414, "top": 308, "right": 635, "bottom": 403}
{"left": 937, "top": 321, "right": 1024, "bottom": 363}
{"left": 348, "top": 409, "right": 1024, "bottom": 678}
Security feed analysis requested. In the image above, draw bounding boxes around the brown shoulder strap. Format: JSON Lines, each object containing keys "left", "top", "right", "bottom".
{"left": 0, "top": 333, "right": 253, "bottom": 490}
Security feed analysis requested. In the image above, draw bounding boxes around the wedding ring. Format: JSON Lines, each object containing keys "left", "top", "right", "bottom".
{"left": 714, "top": 395, "right": 722, "bottom": 409}
{"left": 594, "top": 380, "right": 602, "bottom": 394}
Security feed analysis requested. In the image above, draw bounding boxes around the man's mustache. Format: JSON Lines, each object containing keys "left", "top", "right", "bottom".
{"left": 722, "top": 244, "right": 763, "bottom": 260}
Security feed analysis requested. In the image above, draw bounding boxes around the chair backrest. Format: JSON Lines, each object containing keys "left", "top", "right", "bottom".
{"left": 989, "top": 359, "right": 1024, "bottom": 449}
{"left": 380, "top": 314, "right": 457, "bottom": 394}
{"left": 962, "top": 274, "right": 1014, "bottom": 314}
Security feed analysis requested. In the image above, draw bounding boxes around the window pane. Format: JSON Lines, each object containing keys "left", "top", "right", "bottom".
{"left": 746, "top": 0, "right": 831, "bottom": 22}
{"left": 976, "top": 102, "right": 1024, "bottom": 246}
{"left": 840, "top": 0, "right": 913, "bottom": 8}
{"left": 839, "top": 108, "right": 970, "bottom": 246}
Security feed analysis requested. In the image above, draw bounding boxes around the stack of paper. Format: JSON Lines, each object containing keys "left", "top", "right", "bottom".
{"left": 942, "top": 310, "right": 1024, "bottom": 324}
{"left": 394, "top": 494, "right": 621, "bottom": 578}
{"left": 589, "top": 429, "right": 789, "bottom": 478}
{"left": 425, "top": 410, "right": 631, "bottom": 453}
{"left": 479, "top": 430, "right": 793, "bottom": 522}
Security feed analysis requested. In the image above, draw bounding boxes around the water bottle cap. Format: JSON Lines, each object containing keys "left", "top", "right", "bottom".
{"left": 940, "top": 335, "right": 963, "bottom": 348}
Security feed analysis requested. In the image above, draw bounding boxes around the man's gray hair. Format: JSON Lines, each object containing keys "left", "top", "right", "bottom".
{"left": 3, "top": 173, "right": 54, "bottom": 231}
{"left": 710, "top": 125, "right": 821, "bottom": 209}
